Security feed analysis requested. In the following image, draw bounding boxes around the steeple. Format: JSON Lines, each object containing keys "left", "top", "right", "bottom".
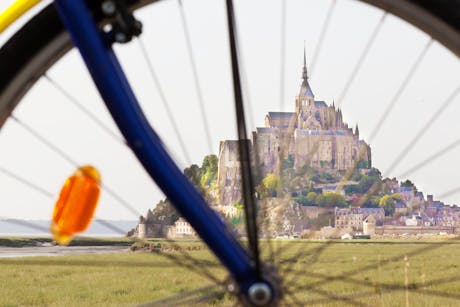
{"left": 355, "top": 124, "right": 359, "bottom": 136}
{"left": 302, "top": 45, "right": 308, "bottom": 81}
{"left": 299, "top": 45, "right": 314, "bottom": 98}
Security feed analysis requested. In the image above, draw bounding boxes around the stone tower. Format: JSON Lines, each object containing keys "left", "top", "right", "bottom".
{"left": 296, "top": 47, "right": 315, "bottom": 114}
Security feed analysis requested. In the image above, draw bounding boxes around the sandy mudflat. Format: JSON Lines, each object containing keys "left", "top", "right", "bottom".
{"left": 0, "top": 246, "right": 129, "bottom": 258}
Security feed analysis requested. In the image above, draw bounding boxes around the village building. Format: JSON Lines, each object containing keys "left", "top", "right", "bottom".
{"left": 127, "top": 214, "right": 169, "bottom": 239}
{"left": 335, "top": 207, "right": 384, "bottom": 231}
{"left": 394, "top": 201, "right": 408, "bottom": 215}
{"left": 363, "top": 215, "right": 376, "bottom": 235}
{"left": 167, "top": 217, "right": 197, "bottom": 238}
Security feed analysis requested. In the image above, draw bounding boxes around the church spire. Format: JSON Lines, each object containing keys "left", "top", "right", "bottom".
{"left": 299, "top": 45, "right": 314, "bottom": 98}
{"left": 302, "top": 44, "right": 308, "bottom": 81}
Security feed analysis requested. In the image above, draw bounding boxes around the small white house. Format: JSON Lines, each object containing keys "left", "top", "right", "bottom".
{"left": 405, "top": 215, "right": 421, "bottom": 226}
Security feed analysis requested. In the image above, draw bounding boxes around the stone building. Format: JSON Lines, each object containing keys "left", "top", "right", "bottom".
{"left": 128, "top": 214, "right": 169, "bottom": 239}
{"left": 167, "top": 217, "right": 197, "bottom": 238}
{"left": 218, "top": 50, "right": 371, "bottom": 205}
{"left": 217, "top": 140, "right": 242, "bottom": 206}
{"left": 335, "top": 207, "right": 384, "bottom": 231}
{"left": 363, "top": 215, "right": 376, "bottom": 235}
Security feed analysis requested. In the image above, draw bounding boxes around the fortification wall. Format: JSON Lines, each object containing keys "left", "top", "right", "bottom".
{"left": 375, "top": 226, "right": 456, "bottom": 235}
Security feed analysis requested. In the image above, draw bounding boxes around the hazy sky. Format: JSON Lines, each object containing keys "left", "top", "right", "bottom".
{"left": 0, "top": 0, "right": 459, "bottom": 222}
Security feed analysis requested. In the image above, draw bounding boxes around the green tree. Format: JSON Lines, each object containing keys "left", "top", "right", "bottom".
{"left": 362, "top": 196, "right": 381, "bottom": 208}
{"left": 368, "top": 167, "right": 382, "bottom": 179}
{"left": 306, "top": 192, "right": 318, "bottom": 205}
{"left": 200, "top": 155, "right": 218, "bottom": 188}
{"left": 282, "top": 155, "right": 294, "bottom": 170}
{"left": 400, "top": 179, "right": 417, "bottom": 191}
{"left": 357, "top": 160, "right": 369, "bottom": 169}
{"left": 150, "top": 199, "right": 179, "bottom": 225}
{"left": 296, "top": 191, "right": 318, "bottom": 206}
{"left": 350, "top": 169, "right": 363, "bottom": 182}
{"left": 183, "top": 154, "right": 218, "bottom": 192}
{"left": 357, "top": 175, "right": 375, "bottom": 193}
{"left": 262, "top": 173, "right": 280, "bottom": 197}
{"left": 184, "top": 164, "right": 202, "bottom": 192}
{"left": 316, "top": 192, "right": 346, "bottom": 208}
{"left": 379, "top": 193, "right": 402, "bottom": 216}
{"left": 256, "top": 173, "right": 281, "bottom": 198}
{"left": 256, "top": 182, "right": 268, "bottom": 199}
{"left": 343, "top": 185, "right": 357, "bottom": 195}
{"left": 296, "top": 196, "right": 310, "bottom": 206}
{"left": 319, "top": 171, "right": 336, "bottom": 183}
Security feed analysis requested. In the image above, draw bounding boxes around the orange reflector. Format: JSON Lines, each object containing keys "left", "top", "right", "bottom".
{"left": 51, "top": 165, "right": 101, "bottom": 245}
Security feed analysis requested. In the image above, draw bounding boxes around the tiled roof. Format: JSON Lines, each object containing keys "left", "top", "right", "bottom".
{"left": 314, "top": 101, "right": 327, "bottom": 108}
{"left": 300, "top": 79, "right": 314, "bottom": 97}
{"left": 296, "top": 129, "right": 351, "bottom": 136}
{"left": 267, "top": 112, "right": 296, "bottom": 118}
{"left": 256, "top": 127, "right": 276, "bottom": 133}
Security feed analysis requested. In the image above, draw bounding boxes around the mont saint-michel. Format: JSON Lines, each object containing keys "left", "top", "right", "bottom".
{"left": 218, "top": 52, "right": 370, "bottom": 206}
{"left": 129, "top": 52, "right": 460, "bottom": 239}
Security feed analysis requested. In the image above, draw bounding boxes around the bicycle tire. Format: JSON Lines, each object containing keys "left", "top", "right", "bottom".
{"left": 0, "top": 0, "right": 460, "bottom": 306}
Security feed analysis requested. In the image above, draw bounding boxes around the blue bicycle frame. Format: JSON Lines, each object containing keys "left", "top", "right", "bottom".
{"left": 53, "top": 0, "right": 259, "bottom": 292}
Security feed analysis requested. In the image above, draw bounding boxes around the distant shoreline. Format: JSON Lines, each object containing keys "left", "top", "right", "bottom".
{"left": 0, "top": 236, "right": 134, "bottom": 249}
{"left": 0, "top": 245, "right": 130, "bottom": 258}
{"left": 0, "top": 233, "right": 123, "bottom": 237}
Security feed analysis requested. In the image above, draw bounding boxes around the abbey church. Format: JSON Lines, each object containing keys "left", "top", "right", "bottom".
{"left": 218, "top": 51, "right": 371, "bottom": 205}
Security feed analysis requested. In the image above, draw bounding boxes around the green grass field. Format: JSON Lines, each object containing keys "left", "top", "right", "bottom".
{"left": 1, "top": 239, "right": 460, "bottom": 306}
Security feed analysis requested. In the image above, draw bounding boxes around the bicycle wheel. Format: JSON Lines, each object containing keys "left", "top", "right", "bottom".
{"left": 0, "top": 0, "right": 460, "bottom": 305}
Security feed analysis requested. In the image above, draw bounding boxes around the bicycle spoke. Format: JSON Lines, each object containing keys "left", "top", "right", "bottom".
{"left": 319, "top": 38, "right": 433, "bottom": 198}
{"left": 279, "top": 0, "right": 286, "bottom": 111}
{"left": 44, "top": 74, "right": 126, "bottom": 145}
{"left": 137, "top": 37, "right": 192, "bottom": 166}
{"left": 270, "top": 140, "right": 321, "bottom": 260}
{"left": 137, "top": 284, "right": 224, "bottom": 306}
{"left": 290, "top": 282, "right": 369, "bottom": 306}
{"left": 337, "top": 12, "right": 387, "bottom": 108}
{"left": 0, "top": 215, "right": 134, "bottom": 243}
{"left": 290, "top": 268, "right": 460, "bottom": 295}
{"left": 282, "top": 240, "right": 334, "bottom": 283}
{"left": 309, "top": 0, "right": 337, "bottom": 78}
{"left": 177, "top": 0, "right": 213, "bottom": 155}
{"left": 149, "top": 248, "right": 223, "bottom": 285}
{"left": 0, "top": 1, "right": 459, "bottom": 306}
{"left": 397, "top": 136, "right": 460, "bottom": 179}
{"left": 411, "top": 289, "right": 460, "bottom": 301}
{"left": 225, "top": 0, "right": 260, "bottom": 276}
{"left": 368, "top": 38, "right": 433, "bottom": 142}
{"left": 291, "top": 237, "right": 460, "bottom": 294}
{"left": 159, "top": 237, "right": 225, "bottom": 284}
{"left": 10, "top": 115, "right": 78, "bottom": 166}
{"left": 299, "top": 289, "right": 380, "bottom": 306}
{"left": 9, "top": 114, "right": 142, "bottom": 217}
{"left": 0, "top": 163, "right": 139, "bottom": 237}
{"left": 290, "top": 270, "right": 460, "bottom": 304}
{"left": 0, "top": 217, "right": 50, "bottom": 233}
{"left": 438, "top": 185, "right": 460, "bottom": 199}
{"left": 174, "top": 289, "right": 227, "bottom": 306}
{"left": 0, "top": 158, "right": 220, "bottom": 283}
{"left": 384, "top": 83, "right": 460, "bottom": 176}
{"left": 283, "top": 287, "right": 304, "bottom": 306}
{"left": 0, "top": 166, "right": 53, "bottom": 198}
{"left": 93, "top": 218, "right": 133, "bottom": 236}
